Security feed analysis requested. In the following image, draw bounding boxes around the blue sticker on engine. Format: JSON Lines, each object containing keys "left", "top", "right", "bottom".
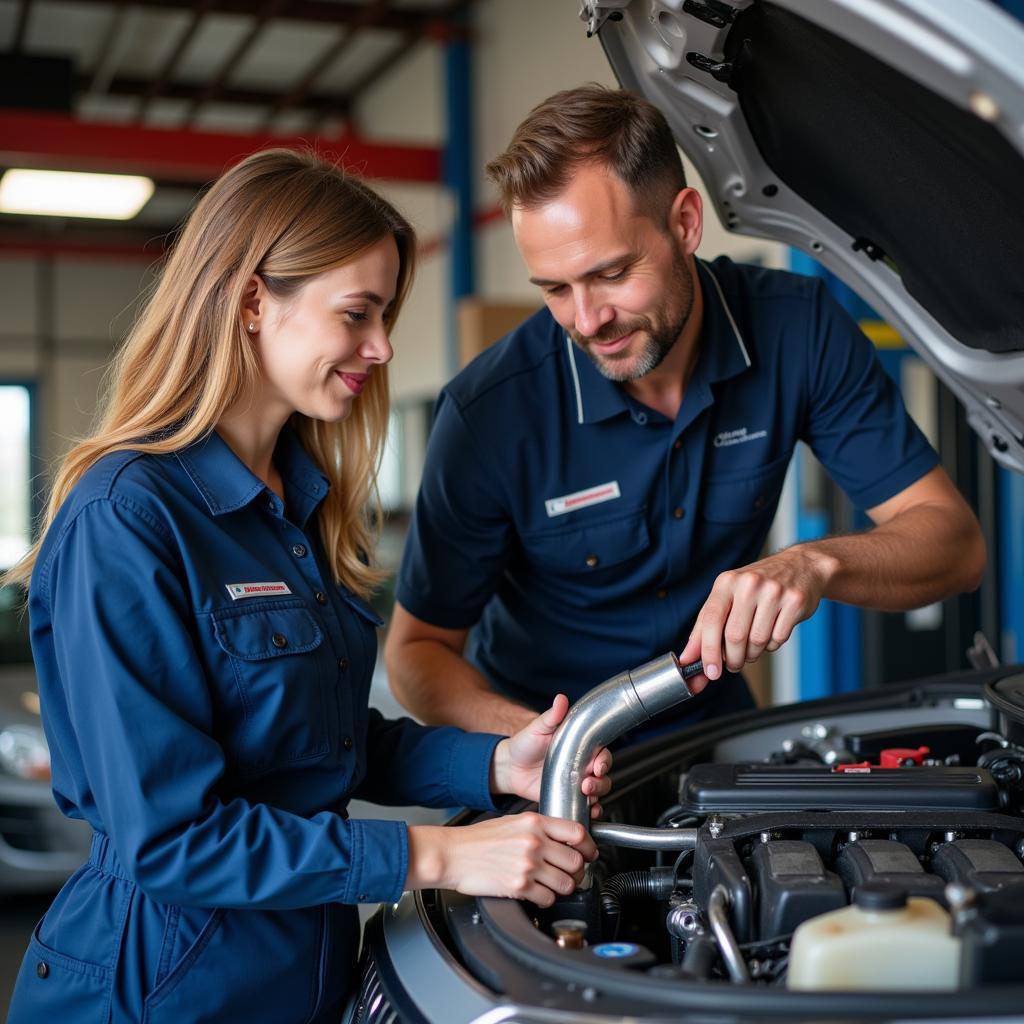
{"left": 592, "top": 942, "right": 639, "bottom": 958}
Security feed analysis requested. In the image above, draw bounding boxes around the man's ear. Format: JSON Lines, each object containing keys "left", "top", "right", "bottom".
{"left": 667, "top": 186, "right": 703, "bottom": 257}
{"left": 239, "top": 274, "right": 265, "bottom": 332}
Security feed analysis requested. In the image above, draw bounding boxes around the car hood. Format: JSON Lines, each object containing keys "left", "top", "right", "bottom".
{"left": 582, "top": 0, "right": 1024, "bottom": 472}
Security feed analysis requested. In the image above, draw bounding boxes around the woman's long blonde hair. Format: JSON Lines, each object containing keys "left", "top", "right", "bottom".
{"left": 4, "top": 148, "right": 415, "bottom": 598}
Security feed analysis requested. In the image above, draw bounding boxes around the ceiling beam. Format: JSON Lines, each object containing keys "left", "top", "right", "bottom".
{"left": 84, "top": 0, "right": 130, "bottom": 100}
{"left": 262, "top": 28, "right": 352, "bottom": 127}
{"left": 136, "top": 0, "right": 212, "bottom": 120}
{"left": 0, "top": 110, "right": 442, "bottom": 183}
{"left": 265, "top": 0, "right": 393, "bottom": 128}
{"left": 95, "top": 73, "right": 345, "bottom": 116}
{"left": 50, "top": 0, "right": 469, "bottom": 34}
{"left": 185, "top": 0, "right": 287, "bottom": 124}
{"left": 11, "top": 0, "right": 33, "bottom": 53}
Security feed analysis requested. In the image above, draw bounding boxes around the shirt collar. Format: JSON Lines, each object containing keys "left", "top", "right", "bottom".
{"left": 563, "top": 258, "right": 752, "bottom": 425}
{"left": 695, "top": 258, "right": 752, "bottom": 384}
{"left": 177, "top": 425, "right": 329, "bottom": 522}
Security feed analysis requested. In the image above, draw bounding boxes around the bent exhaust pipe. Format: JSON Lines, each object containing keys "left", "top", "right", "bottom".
{"left": 539, "top": 652, "right": 700, "bottom": 828}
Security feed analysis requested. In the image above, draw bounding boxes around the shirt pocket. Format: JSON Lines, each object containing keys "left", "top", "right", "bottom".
{"left": 211, "top": 600, "right": 330, "bottom": 775}
{"left": 700, "top": 453, "right": 790, "bottom": 524}
{"left": 520, "top": 507, "right": 651, "bottom": 578}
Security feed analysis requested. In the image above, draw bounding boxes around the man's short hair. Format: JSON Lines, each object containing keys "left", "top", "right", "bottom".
{"left": 485, "top": 84, "right": 687, "bottom": 221}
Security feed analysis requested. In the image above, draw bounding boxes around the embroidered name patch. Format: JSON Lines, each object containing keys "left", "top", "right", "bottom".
{"left": 225, "top": 581, "right": 293, "bottom": 600}
{"left": 713, "top": 427, "right": 767, "bottom": 448}
{"left": 545, "top": 481, "right": 621, "bottom": 518}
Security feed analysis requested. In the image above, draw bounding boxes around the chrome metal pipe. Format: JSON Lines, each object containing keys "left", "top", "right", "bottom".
{"left": 708, "top": 884, "right": 749, "bottom": 984}
{"left": 539, "top": 652, "right": 694, "bottom": 825}
{"left": 590, "top": 822, "right": 698, "bottom": 851}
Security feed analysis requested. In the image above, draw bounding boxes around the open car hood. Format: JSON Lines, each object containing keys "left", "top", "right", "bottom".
{"left": 582, "top": 0, "right": 1024, "bottom": 472}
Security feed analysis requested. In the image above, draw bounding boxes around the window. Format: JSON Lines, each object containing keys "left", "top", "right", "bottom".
{"left": 0, "top": 384, "right": 33, "bottom": 663}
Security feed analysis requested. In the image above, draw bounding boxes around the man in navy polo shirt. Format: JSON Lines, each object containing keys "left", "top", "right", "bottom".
{"left": 384, "top": 85, "right": 985, "bottom": 739}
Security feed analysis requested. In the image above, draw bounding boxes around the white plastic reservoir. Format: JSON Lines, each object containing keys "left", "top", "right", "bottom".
{"left": 787, "top": 884, "right": 960, "bottom": 991}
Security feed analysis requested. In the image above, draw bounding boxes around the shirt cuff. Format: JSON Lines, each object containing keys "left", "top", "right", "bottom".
{"left": 342, "top": 818, "right": 409, "bottom": 905}
{"left": 446, "top": 731, "right": 503, "bottom": 811}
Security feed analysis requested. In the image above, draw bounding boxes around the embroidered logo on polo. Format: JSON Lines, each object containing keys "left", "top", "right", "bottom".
{"left": 225, "top": 581, "right": 293, "bottom": 600}
{"left": 545, "top": 481, "right": 621, "bottom": 518}
{"left": 714, "top": 427, "right": 767, "bottom": 448}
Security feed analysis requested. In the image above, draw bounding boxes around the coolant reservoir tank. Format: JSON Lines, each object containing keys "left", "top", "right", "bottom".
{"left": 787, "top": 884, "right": 960, "bottom": 990}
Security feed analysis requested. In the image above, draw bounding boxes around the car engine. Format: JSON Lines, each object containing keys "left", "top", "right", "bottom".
{"left": 538, "top": 672, "right": 1024, "bottom": 992}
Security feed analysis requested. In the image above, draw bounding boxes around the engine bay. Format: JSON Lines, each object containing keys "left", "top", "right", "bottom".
{"left": 539, "top": 698, "right": 1024, "bottom": 992}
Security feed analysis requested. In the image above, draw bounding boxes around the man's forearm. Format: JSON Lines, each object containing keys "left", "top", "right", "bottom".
{"left": 386, "top": 638, "right": 537, "bottom": 735}
{"left": 805, "top": 500, "right": 985, "bottom": 611}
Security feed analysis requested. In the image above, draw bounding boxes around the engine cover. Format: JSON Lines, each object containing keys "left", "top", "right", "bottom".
{"left": 680, "top": 763, "right": 1001, "bottom": 813}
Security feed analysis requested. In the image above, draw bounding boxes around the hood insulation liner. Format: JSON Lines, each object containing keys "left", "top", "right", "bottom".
{"left": 726, "top": 2, "right": 1024, "bottom": 354}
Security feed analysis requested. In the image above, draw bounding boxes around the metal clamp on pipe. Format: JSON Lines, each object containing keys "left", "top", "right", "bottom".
{"left": 539, "top": 652, "right": 699, "bottom": 826}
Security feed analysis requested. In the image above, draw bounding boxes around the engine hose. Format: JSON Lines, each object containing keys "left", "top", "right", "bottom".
{"left": 600, "top": 866, "right": 676, "bottom": 938}
{"left": 681, "top": 933, "right": 718, "bottom": 979}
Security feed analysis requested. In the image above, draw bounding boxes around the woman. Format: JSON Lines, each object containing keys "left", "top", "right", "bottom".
{"left": 4, "top": 149, "right": 610, "bottom": 1023}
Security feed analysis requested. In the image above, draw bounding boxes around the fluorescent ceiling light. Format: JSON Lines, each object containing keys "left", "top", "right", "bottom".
{"left": 0, "top": 168, "right": 155, "bottom": 220}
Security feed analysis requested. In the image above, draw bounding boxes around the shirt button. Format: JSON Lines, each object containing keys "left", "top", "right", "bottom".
{"left": 656, "top": 589, "right": 668, "bottom": 599}
{"left": 339, "top": 657, "right": 349, "bottom": 672}
{"left": 315, "top": 591, "right": 327, "bottom": 604}
{"left": 673, "top": 439, "right": 683, "bottom": 450}
{"left": 271, "top": 633, "right": 288, "bottom": 649}
{"left": 585, "top": 554, "right": 599, "bottom": 568}
{"left": 634, "top": 412, "right": 648, "bottom": 425}
{"left": 36, "top": 961, "right": 49, "bottom": 979}
{"left": 343, "top": 735, "right": 354, "bottom": 751}
{"left": 291, "top": 544, "right": 307, "bottom": 558}
{"left": 673, "top": 507, "right": 686, "bottom": 519}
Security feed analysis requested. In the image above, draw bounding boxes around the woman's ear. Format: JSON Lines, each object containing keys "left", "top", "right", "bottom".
{"left": 240, "top": 274, "right": 265, "bottom": 333}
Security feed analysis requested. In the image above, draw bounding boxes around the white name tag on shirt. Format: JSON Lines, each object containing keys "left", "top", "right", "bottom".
{"left": 545, "top": 481, "right": 621, "bottom": 518}
{"left": 226, "top": 581, "right": 293, "bottom": 600}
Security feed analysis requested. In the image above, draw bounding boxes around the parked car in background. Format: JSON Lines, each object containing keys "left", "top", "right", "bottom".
{"left": 0, "top": 667, "right": 89, "bottom": 894}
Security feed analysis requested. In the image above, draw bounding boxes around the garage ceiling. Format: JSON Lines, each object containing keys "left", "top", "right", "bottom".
{"left": 0, "top": 0, "right": 472, "bottom": 250}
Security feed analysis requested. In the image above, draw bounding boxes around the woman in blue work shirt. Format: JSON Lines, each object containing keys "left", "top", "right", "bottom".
{"left": 4, "top": 149, "right": 609, "bottom": 1023}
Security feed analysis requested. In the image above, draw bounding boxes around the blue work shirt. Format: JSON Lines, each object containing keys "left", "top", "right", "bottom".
{"left": 10, "top": 428, "right": 501, "bottom": 1023}
{"left": 396, "top": 257, "right": 938, "bottom": 719}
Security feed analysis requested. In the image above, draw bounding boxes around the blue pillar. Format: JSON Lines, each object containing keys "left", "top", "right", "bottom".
{"left": 999, "top": 468, "right": 1024, "bottom": 662}
{"left": 443, "top": 24, "right": 474, "bottom": 375}
{"left": 789, "top": 251, "right": 867, "bottom": 696}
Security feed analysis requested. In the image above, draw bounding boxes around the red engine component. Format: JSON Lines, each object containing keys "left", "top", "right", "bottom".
{"left": 833, "top": 746, "right": 931, "bottom": 772}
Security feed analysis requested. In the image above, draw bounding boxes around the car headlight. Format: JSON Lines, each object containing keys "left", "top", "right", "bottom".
{"left": 0, "top": 724, "right": 52, "bottom": 781}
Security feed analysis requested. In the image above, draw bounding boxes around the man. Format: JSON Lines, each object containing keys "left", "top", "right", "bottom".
{"left": 385, "top": 85, "right": 985, "bottom": 739}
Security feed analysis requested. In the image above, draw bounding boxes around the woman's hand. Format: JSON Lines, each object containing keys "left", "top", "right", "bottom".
{"left": 407, "top": 814, "right": 598, "bottom": 906}
{"left": 490, "top": 694, "right": 613, "bottom": 818}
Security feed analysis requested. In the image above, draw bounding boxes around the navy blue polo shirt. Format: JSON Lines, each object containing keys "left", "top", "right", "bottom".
{"left": 396, "top": 256, "right": 938, "bottom": 716}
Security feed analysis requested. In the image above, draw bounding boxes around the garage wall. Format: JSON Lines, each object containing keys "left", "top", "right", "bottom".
{"left": 1, "top": 1, "right": 786, "bottom": 466}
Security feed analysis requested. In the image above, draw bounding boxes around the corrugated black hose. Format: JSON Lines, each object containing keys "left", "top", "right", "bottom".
{"left": 600, "top": 866, "right": 676, "bottom": 940}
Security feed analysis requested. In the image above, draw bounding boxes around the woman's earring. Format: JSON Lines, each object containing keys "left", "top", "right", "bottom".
{"left": 247, "top": 322, "right": 256, "bottom": 333}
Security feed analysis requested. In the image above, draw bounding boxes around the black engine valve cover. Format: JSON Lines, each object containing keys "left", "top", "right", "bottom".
{"left": 837, "top": 840, "right": 946, "bottom": 901}
{"left": 748, "top": 840, "right": 846, "bottom": 939}
{"left": 680, "top": 763, "right": 1000, "bottom": 813}
{"left": 931, "top": 839, "right": 1024, "bottom": 893}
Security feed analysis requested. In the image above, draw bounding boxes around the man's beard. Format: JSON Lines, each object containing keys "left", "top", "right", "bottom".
{"left": 571, "top": 249, "right": 694, "bottom": 383}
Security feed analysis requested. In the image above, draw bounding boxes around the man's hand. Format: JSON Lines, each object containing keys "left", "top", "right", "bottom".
{"left": 679, "top": 467, "right": 986, "bottom": 693}
{"left": 490, "top": 695, "right": 613, "bottom": 818}
{"left": 679, "top": 546, "right": 839, "bottom": 692}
